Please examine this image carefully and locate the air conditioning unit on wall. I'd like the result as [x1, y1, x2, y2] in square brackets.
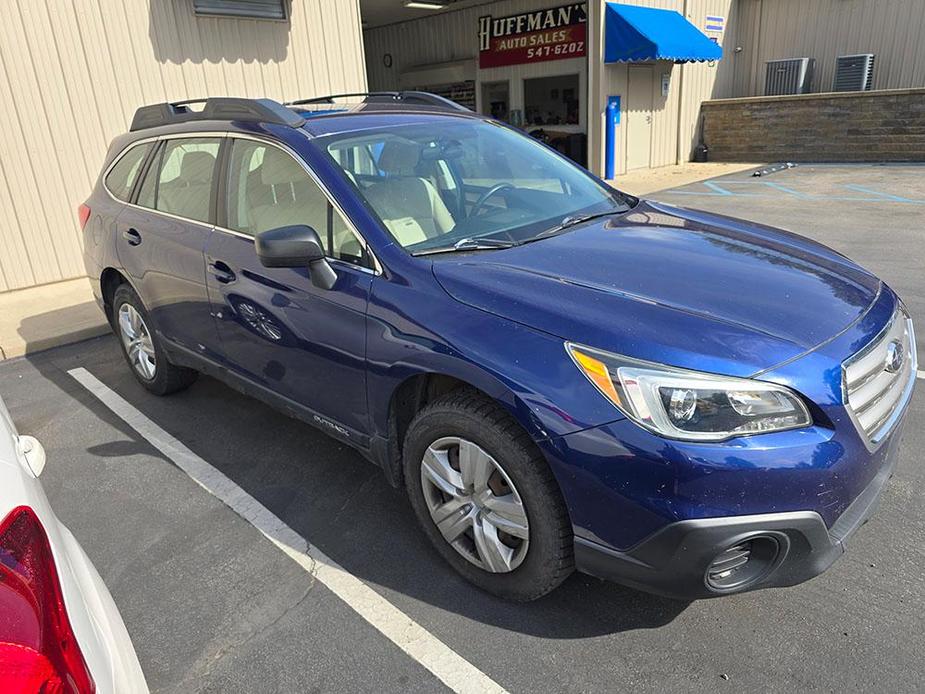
[834, 54, 875, 91]
[764, 58, 815, 96]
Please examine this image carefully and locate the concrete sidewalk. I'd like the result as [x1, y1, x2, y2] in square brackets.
[0, 278, 109, 360]
[607, 161, 760, 196]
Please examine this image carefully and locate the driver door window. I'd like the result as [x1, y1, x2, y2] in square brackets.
[225, 139, 368, 267]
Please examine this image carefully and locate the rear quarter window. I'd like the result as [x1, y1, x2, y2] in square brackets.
[105, 143, 153, 202]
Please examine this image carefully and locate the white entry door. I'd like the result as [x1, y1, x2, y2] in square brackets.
[626, 66, 654, 170]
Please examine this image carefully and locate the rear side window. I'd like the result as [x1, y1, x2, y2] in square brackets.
[105, 143, 152, 202]
[135, 137, 221, 223]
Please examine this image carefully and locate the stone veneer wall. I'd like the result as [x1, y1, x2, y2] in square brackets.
[701, 89, 925, 162]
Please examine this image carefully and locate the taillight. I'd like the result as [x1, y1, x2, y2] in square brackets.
[77, 204, 91, 231]
[0, 507, 95, 694]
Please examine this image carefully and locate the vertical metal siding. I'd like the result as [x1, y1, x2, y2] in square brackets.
[364, 0, 576, 92]
[0, 0, 366, 293]
[364, 0, 590, 162]
[735, 0, 925, 97]
[594, 0, 736, 175]
[365, 1, 738, 177]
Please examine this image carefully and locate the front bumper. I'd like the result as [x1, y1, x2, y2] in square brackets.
[541, 286, 911, 598]
[574, 439, 900, 599]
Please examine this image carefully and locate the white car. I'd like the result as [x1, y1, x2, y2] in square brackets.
[0, 395, 147, 693]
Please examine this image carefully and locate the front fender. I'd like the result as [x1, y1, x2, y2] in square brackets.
[366, 275, 624, 445]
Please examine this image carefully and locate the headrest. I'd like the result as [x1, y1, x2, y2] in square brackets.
[180, 151, 215, 184]
[261, 151, 305, 186]
[378, 140, 421, 176]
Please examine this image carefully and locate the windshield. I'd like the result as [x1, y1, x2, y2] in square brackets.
[316, 119, 633, 254]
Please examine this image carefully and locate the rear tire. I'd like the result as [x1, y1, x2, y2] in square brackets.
[112, 284, 197, 396]
[403, 389, 574, 601]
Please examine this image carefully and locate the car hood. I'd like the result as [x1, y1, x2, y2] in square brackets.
[432, 201, 881, 377]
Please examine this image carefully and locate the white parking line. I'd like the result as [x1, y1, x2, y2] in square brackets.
[68, 367, 507, 694]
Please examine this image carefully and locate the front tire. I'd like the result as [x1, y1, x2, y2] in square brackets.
[403, 389, 574, 601]
[112, 284, 197, 396]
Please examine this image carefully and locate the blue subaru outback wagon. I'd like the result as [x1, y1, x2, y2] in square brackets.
[81, 93, 916, 600]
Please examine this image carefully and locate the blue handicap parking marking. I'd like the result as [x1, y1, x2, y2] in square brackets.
[703, 181, 733, 195]
[661, 178, 925, 205]
[839, 183, 919, 203]
[756, 181, 812, 198]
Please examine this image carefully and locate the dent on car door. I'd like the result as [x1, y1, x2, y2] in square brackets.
[204, 137, 373, 441]
[116, 136, 223, 359]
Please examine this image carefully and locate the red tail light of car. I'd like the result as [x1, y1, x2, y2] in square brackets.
[77, 204, 91, 231]
[0, 506, 95, 694]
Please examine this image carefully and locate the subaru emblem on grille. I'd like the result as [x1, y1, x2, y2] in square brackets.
[884, 340, 904, 373]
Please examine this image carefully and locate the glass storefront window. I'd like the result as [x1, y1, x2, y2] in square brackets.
[523, 74, 580, 127]
[480, 80, 510, 123]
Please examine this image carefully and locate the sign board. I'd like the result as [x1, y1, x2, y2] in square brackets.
[705, 15, 725, 33]
[478, 3, 587, 69]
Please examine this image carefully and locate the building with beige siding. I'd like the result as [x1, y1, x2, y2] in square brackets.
[0, 0, 366, 295]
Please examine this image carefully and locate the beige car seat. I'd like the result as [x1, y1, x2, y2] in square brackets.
[250, 150, 362, 258]
[363, 140, 455, 246]
[159, 150, 215, 222]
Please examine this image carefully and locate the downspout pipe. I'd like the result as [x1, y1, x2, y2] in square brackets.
[675, 0, 689, 165]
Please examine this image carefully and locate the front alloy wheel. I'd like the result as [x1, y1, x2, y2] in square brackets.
[118, 303, 156, 380]
[403, 389, 574, 601]
[420, 436, 530, 573]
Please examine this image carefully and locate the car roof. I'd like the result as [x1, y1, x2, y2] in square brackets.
[295, 107, 488, 138]
[119, 95, 488, 141]
[105, 96, 491, 168]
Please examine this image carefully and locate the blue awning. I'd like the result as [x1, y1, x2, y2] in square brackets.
[604, 3, 723, 63]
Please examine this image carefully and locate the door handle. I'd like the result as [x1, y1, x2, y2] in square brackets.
[208, 261, 236, 284]
[122, 228, 142, 246]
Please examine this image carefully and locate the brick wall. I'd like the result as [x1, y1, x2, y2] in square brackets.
[701, 89, 925, 162]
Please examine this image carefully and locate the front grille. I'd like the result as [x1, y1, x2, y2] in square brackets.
[844, 310, 917, 444]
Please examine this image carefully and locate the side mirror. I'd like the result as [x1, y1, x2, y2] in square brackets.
[255, 225, 338, 290]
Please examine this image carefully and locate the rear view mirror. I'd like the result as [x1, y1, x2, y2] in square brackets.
[256, 225, 337, 290]
[420, 140, 464, 161]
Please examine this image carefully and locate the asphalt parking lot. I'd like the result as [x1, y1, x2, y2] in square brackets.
[2, 164, 924, 693]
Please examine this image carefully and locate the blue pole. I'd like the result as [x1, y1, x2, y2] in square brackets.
[604, 96, 620, 180]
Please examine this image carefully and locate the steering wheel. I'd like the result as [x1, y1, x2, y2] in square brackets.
[469, 183, 515, 218]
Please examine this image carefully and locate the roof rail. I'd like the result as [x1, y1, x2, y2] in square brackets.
[285, 91, 471, 113]
[129, 97, 305, 132]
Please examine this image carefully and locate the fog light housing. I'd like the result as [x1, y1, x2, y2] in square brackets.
[706, 536, 780, 591]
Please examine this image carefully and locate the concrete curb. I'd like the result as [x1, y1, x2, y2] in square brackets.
[0, 322, 111, 361]
[608, 162, 761, 197]
[0, 277, 110, 361]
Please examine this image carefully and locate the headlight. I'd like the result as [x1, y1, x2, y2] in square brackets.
[566, 343, 812, 442]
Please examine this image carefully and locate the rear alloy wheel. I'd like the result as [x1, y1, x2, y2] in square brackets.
[112, 284, 197, 396]
[403, 389, 574, 601]
[118, 303, 157, 381]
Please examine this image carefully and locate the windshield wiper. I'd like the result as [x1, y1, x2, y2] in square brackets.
[525, 211, 619, 243]
[413, 237, 518, 256]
